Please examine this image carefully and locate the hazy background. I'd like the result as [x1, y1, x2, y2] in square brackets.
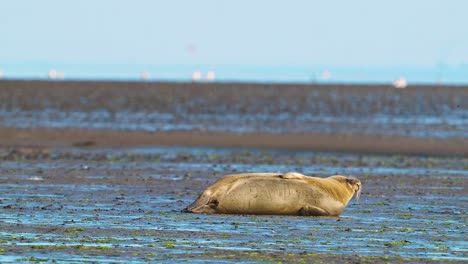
[1, 0, 467, 83]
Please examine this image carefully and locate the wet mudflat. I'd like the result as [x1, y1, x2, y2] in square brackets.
[1, 80, 466, 138]
[0, 147, 466, 263]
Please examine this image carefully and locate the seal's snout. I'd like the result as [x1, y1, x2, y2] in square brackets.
[345, 176, 362, 204]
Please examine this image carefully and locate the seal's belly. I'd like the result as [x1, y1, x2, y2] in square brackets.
[216, 178, 323, 215]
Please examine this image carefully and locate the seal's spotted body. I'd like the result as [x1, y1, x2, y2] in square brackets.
[184, 172, 361, 216]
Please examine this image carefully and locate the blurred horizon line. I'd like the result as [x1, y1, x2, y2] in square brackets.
[1, 61, 467, 85]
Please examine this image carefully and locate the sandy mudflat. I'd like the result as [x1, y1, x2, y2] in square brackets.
[0, 126, 467, 155]
[0, 79, 467, 155]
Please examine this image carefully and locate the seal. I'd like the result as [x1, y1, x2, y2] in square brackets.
[183, 172, 361, 216]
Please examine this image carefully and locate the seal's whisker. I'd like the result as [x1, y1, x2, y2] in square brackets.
[355, 185, 362, 204]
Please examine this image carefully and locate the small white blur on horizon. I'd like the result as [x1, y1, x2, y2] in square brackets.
[48, 69, 57, 79]
[57, 70, 65, 79]
[191, 70, 202, 82]
[320, 70, 332, 80]
[48, 69, 65, 80]
[205, 71, 215, 82]
[140, 70, 151, 81]
[0, 69, 3, 79]
[392, 77, 408, 89]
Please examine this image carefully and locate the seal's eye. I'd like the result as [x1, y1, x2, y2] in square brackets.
[345, 177, 360, 187]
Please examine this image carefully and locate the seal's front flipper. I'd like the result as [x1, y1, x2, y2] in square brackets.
[183, 191, 218, 214]
[298, 206, 329, 216]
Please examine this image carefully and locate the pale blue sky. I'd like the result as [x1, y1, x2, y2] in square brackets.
[1, 0, 467, 67]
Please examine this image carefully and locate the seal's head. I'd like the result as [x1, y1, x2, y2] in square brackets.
[346, 176, 362, 203]
[329, 175, 362, 203]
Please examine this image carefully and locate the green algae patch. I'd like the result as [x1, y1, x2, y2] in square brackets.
[385, 240, 411, 247]
[374, 202, 388, 206]
[64, 227, 85, 233]
[162, 242, 176, 248]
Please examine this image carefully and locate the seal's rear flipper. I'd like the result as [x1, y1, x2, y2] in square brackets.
[183, 191, 218, 213]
